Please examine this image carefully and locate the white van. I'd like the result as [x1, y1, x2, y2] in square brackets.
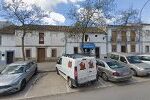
[56, 54, 98, 88]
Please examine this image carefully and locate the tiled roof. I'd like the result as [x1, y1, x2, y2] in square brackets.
[0, 25, 105, 34]
[0, 25, 16, 34]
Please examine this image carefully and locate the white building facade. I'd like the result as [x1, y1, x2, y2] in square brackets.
[0, 24, 150, 64]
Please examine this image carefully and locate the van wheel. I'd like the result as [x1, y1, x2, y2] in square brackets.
[131, 69, 137, 76]
[20, 80, 26, 91]
[102, 73, 108, 81]
[68, 78, 74, 88]
[56, 67, 60, 75]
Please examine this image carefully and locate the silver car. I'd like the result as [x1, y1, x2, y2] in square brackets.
[0, 60, 37, 94]
[97, 59, 132, 82]
[109, 53, 150, 76]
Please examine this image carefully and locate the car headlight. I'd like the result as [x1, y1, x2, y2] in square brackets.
[137, 67, 144, 71]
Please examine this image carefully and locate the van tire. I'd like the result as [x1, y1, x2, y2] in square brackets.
[102, 73, 108, 81]
[68, 78, 74, 88]
[56, 67, 60, 75]
[131, 69, 137, 76]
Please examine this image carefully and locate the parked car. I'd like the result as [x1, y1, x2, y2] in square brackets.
[109, 53, 150, 76]
[56, 54, 98, 88]
[0, 60, 37, 94]
[138, 54, 150, 64]
[96, 59, 132, 82]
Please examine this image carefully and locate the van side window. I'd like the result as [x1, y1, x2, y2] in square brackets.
[120, 56, 127, 63]
[57, 58, 62, 64]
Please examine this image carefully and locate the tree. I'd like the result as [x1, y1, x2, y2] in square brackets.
[116, 7, 139, 25]
[68, 0, 115, 53]
[1, 0, 46, 61]
[115, 7, 141, 53]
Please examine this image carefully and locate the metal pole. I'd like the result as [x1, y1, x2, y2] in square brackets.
[64, 33, 67, 55]
[139, 0, 150, 53]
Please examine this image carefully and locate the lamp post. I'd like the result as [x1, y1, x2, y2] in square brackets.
[139, 0, 150, 53]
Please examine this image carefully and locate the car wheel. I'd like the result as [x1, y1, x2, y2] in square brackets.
[102, 73, 108, 81]
[131, 69, 137, 76]
[68, 78, 74, 88]
[20, 80, 26, 91]
[56, 67, 60, 75]
[34, 67, 38, 75]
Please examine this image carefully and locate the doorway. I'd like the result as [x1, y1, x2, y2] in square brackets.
[95, 47, 100, 58]
[6, 51, 14, 64]
[121, 45, 126, 53]
[37, 48, 46, 62]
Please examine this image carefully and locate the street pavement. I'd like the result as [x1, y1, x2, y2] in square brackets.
[1, 62, 150, 100]
[24, 80, 150, 100]
[1, 71, 150, 100]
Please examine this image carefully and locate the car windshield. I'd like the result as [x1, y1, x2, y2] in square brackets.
[106, 61, 124, 69]
[127, 56, 142, 64]
[1, 65, 24, 74]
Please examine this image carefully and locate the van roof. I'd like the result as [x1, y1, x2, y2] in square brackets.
[109, 52, 140, 57]
[62, 54, 95, 59]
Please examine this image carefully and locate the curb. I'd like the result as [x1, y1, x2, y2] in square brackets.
[37, 70, 56, 73]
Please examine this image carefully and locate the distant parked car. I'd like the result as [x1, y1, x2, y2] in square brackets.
[96, 59, 132, 82]
[0, 60, 37, 94]
[138, 54, 150, 64]
[109, 53, 150, 76]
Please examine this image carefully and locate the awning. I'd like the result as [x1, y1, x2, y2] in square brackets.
[81, 43, 96, 49]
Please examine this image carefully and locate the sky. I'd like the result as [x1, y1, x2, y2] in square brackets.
[0, 0, 150, 25]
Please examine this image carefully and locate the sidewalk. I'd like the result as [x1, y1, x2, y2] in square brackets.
[37, 62, 57, 73]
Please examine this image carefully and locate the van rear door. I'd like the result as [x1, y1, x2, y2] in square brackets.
[76, 57, 97, 84]
[76, 58, 89, 84]
[86, 57, 97, 81]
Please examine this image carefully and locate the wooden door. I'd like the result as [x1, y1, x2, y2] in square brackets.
[37, 48, 45, 62]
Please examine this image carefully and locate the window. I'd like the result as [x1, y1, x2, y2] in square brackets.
[0, 35, 1, 45]
[74, 47, 78, 54]
[130, 31, 136, 42]
[85, 35, 89, 42]
[51, 49, 57, 57]
[112, 45, 117, 52]
[140, 56, 150, 61]
[120, 56, 127, 63]
[112, 31, 117, 42]
[131, 45, 136, 52]
[39, 33, 44, 44]
[25, 49, 31, 58]
[57, 58, 62, 64]
[145, 46, 149, 53]
[97, 61, 105, 67]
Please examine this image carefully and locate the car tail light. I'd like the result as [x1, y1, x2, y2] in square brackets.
[113, 72, 120, 76]
[74, 66, 78, 80]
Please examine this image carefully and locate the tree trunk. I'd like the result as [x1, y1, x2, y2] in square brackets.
[81, 33, 85, 53]
[22, 29, 26, 61]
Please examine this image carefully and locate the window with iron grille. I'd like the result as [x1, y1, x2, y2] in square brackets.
[51, 49, 57, 57]
[39, 33, 44, 44]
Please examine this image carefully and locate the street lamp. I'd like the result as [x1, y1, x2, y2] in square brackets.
[139, 0, 150, 53]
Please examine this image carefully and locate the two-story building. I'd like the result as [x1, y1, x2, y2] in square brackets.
[0, 24, 150, 64]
